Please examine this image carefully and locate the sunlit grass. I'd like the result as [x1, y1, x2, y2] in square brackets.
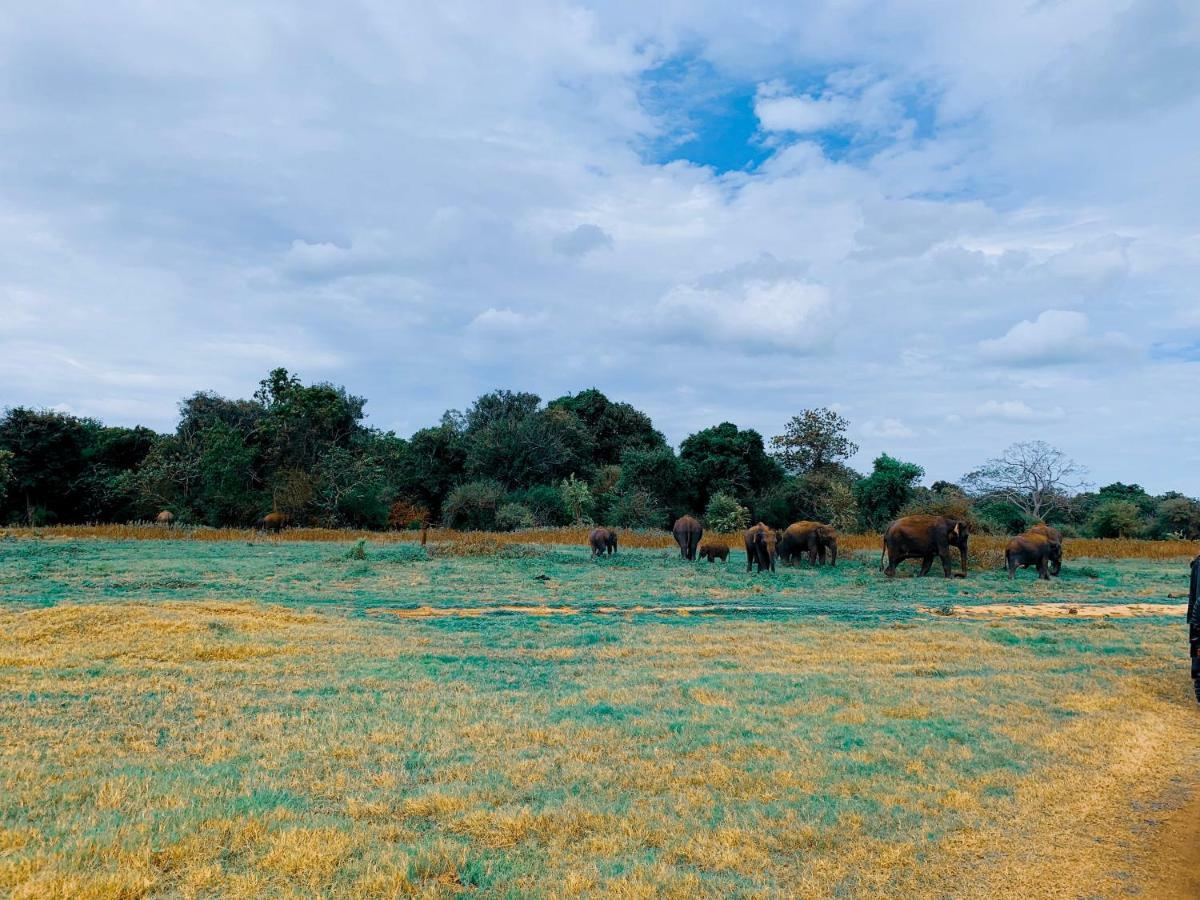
[1, 538, 1197, 896]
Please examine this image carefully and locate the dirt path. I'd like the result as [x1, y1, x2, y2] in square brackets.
[920, 602, 1187, 618]
[1142, 783, 1200, 898]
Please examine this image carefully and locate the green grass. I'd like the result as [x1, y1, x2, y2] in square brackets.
[0, 537, 1197, 897]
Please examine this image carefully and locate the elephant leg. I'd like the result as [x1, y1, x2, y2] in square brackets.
[918, 554, 935, 576]
[884, 548, 900, 577]
[938, 550, 954, 577]
[1038, 558, 1049, 580]
[1007, 553, 1016, 579]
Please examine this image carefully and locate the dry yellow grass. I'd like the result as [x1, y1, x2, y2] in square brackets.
[5, 523, 1198, 560]
[1, 593, 1197, 896]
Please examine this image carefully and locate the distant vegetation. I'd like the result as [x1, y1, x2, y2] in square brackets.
[2, 367, 1198, 538]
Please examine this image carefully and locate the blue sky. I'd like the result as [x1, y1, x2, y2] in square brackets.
[1, 0, 1199, 492]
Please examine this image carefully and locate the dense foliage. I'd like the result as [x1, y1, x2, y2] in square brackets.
[2, 372, 1196, 536]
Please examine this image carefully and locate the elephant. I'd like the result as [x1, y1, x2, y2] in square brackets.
[589, 527, 618, 557]
[1190, 555, 1199, 702]
[743, 523, 779, 573]
[1005, 532, 1061, 580]
[881, 515, 969, 578]
[154, 510, 175, 528]
[777, 521, 838, 567]
[672, 515, 703, 561]
[1028, 523, 1063, 575]
[255, 512, 290, 533]
[698, 542, 729, 563]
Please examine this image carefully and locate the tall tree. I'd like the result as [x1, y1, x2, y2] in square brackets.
[680, 422, 782, 510]
[548, 388, 666, 466]
[962, 441, 1087, 520]
[854, 454, 924, 530]
[770, 408, 859, 474]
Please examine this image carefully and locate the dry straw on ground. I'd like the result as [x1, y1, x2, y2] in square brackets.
[5, 523, 1198, 560]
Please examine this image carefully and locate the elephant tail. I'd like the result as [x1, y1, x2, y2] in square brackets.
[879, 541, 887, 571]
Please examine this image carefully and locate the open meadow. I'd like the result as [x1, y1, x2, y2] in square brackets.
[2, 532, 1199, 897]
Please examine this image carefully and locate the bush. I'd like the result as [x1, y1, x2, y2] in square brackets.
[1088, 500, 1143, 538]
[609, 488, 665, 529]
[387, 499, 429, 531]
[442, 480, 504, 530]
[559, 473, 593, 525]
[705, 492, 750, 533]
[495, 502, 535, 531]
[504, 484, 570, 526]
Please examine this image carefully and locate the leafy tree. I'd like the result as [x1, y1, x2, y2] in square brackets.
[680, 423, 782, 511]
[196, 421, 263, 526]
[705, 492, 750, 533]
[460, 392, 593, 488]
[770, 408, 858, 474]
[607, 488, 665, 529]
[616, 447, 691, 521]
[1088, 500, 1143, 538]
[0, 408, 94, 524]
[854, 454, 924, 531]
[255, 368, 367, 472]
[400, 423, 466, 518]
[504, 484, 570, 526]
[962, 441, 1087, 520]
[548, 388, 666, 466]
[443, 480, 504, 530]
[1155, 495, 1200, 539]
[0, 449, 12, 507]
[495, 502, 535, 531]
[559, 473, 593, 525]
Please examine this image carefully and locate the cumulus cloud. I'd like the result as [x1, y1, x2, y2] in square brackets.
[861, 418, 915, 438]
[0, 1, 1198, 488]
[553, 223, 613, 257]
[977, 310, 1136, 366]
[654, 276, 834, 351]
[972, 400, 1065, 423]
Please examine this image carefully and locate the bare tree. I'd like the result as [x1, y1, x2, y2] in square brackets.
[962, 441, 1088, 520]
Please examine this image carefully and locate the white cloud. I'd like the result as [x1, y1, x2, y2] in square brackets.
[973, 400, 1065, 423]
[553, 223, 613, 257]
[977, 310, 1136, 366]
[861, 418, 914, 438]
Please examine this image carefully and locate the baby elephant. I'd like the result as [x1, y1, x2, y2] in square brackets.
[1005, 532, 1062, 580]
[589, 527, 618, 557]
[698, 542, 729, 563]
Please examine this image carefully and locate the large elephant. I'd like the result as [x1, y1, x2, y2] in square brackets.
[255, 512, 290, 533]
[1005, 532, 1061, 580]
[672, 516, 703, 561]
[881, 515, 969, 578]
[589, 527, 617, 557]
[1189, 555, 1199, 702]
[743, 523, 779, 573]
[1028, 523, 1063, 575]
[777, 521, 838, 567]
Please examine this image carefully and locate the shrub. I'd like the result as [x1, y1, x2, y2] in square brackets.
[705, 492, 750, 533]
[495, 502, 535, 531]
[1087, 500, 1143, 538]
[387, 499, 429, 531]
[559, 473, 593, 525]
[442, 480, 504, 530]
[609, 488, 665, 529]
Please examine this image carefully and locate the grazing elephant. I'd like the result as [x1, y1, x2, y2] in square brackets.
[698, 542, 729, 563]
[589, 527, 617, 557]
[154, 510, 175, 528]
[1005, 532, 1061, 580]
[1189, 555, 1200, 703]
[881, 515, 969, 578]
[1028, 523, 1063, 575]
[255, 512, 290, 533]
[672, 515, 703, 561]
[777, 521, 838, 567]
[743, 523, 779, 573]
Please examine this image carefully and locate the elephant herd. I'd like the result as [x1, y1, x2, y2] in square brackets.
[578, 513, 1069, 581]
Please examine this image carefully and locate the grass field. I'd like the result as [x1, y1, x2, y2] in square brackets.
[1, 535, 1198, 897]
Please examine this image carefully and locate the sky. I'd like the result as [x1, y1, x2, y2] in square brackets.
[1, 0, 1199, 492]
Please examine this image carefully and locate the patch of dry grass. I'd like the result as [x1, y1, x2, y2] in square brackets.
[6, 523, 1198, 560]
[1, 584, 1198, 896]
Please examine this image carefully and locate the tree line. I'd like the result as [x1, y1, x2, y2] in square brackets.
[1, 368, 1197, 539]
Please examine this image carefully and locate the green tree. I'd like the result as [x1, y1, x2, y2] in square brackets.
[495, 502, 535, 531]
[705, 492, 750, 533]
[607, 488, 665, 529]
[854, 454, 925, 531]
[1155, 495, 1200, 539]
[1088, 500, 1143, 538]
[0, 449, 13, 508]
[559, 473, 593, 525]
[548, 388, 666, 466]
[196, 421, 263, 526]
[442, 480, 505, 530]
[0, 408, 94, 524]
[770, 408, 858, 474]
[679, 423, 782, 511]
[616, 446, 690, 521]
[400, 423, 466, 519]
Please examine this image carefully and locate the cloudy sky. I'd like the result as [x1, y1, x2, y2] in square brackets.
[2, 1, 1198, 491]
